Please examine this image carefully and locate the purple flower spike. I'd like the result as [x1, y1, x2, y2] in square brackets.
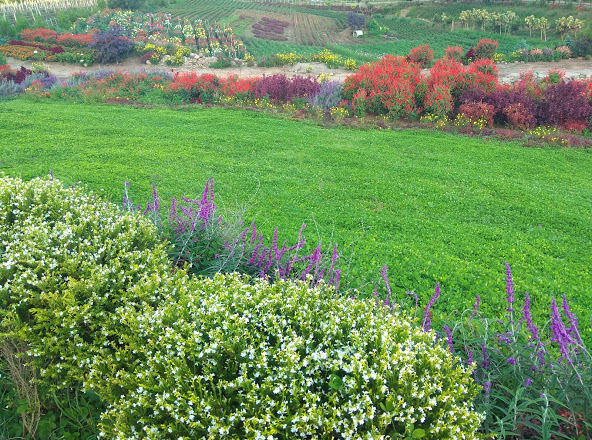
[522, 292, 540, 343]
[550, 297, 574, 364]
[562, 294, 583, 345]
[443, 324, 454, 353]
[469, 294, 481, 321]
[422, 282, 440, 332]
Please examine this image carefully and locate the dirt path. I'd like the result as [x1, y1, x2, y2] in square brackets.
[6, 56, 592, 83]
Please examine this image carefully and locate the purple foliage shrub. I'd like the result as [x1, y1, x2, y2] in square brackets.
[90, 25, 135, 64]
[486, 88, 538, 126]
[1, 66, 33, 84]
[539, 80, 592, 128]
[254, 74, 320, 102]
[307, 80, 344, 111]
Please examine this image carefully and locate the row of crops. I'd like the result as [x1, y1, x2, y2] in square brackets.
[293, 12, 341, 46]
[165, 0, 348, 28]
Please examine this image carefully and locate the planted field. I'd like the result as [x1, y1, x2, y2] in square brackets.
[1, 100, 591, 344]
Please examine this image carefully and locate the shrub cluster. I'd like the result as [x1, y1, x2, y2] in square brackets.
[0, 175, 485, 439]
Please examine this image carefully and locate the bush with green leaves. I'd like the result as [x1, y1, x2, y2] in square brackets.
[0, 175, 170, 438]
[89, 273, 484, 439]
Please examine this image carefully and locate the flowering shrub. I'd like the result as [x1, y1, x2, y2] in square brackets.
[0, 175, 169, 437]
[444, 46, 464, 61]
[473, 39, 498, 61]
[307, 80, 343, 111]
[90, 273, 484, 439]
[408, 44, 434, 68]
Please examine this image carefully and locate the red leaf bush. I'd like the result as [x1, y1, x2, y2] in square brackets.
[408, 44, 434, 68]
[503, 103, 536, 131]
[444, 46, 464, 61]
[474, 39, 498, 61]
[458, 102, 495, 127]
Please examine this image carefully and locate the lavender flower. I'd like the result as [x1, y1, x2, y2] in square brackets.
[443, 324, 454, 353]
[506, 357, 516, 365]
[521, 291, 540, 343]
[422, 282, 440, 332]
[562, 294, 583, 345]
[550, 297, 575, 364]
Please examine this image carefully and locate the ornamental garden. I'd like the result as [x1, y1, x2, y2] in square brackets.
[1, 0, 591, 438]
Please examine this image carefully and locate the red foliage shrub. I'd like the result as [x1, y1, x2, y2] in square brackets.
[514, 70, 542, 100]
[21, 28, 58, 43]
[408, 44, 434, 68]
[166, 72, 219, 103]
[219, 75, 259, 99]
[343, 56, 421, 118]
[474, 39, 498, 60]
[466, 59, 498, 93]
[503, 103, 536, 131]
[458, 102, 495, 127]
[561, 119, 588, 133]
[444, 46, 464, 61]
[57, 33, 94, 48]
[424, 83, 453, 116]
[541, 68, 566, 86]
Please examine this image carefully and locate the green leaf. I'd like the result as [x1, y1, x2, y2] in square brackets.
[328, 373, 344, 391]
[412, 428, 426, 438]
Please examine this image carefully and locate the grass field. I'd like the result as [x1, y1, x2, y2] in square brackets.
[1, 100, 591, 340]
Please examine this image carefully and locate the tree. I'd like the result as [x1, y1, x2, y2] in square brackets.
[108, 0, 146, 11]
[525, 15, 537, 38]
[536, 17, 549, 41]
[347, 12, 365, 30]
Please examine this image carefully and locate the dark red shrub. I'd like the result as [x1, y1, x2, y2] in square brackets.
[458, 102, 495, 127]
[486, 88, 537, 126]
[503, 103, 536, 131]
[254, 74, 319, 102]
[539, 80, 592, 128]
[459, 86, 487, 105]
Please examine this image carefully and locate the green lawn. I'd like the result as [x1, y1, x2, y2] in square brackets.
[1, 100, 591, 339]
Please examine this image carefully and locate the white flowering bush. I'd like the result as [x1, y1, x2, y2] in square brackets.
[92, 273, 484, 440]
[0, 175, 171, 393]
